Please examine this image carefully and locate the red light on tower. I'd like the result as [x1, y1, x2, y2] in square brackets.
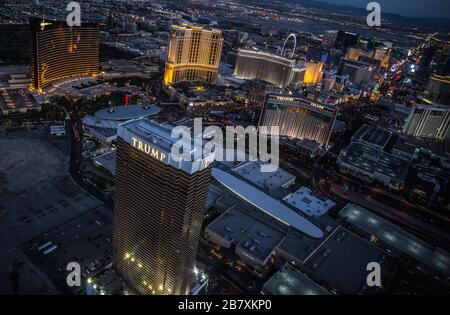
[125, 94, 129, 106]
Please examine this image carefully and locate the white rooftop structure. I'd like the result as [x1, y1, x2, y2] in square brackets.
[83, 105, 161, 144]
[50, 125, 66, 137]
[232, 160, 296, 192]
[95, 104, 160, 121]
[212, 168, 323, 238]
[283, 187, 336, 218]
[118, 119, 215, 174]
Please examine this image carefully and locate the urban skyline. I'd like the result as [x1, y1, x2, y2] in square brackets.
[0, 0, 449, 305]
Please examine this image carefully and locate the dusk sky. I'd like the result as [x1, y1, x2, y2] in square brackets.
[316, 0, 450, 19]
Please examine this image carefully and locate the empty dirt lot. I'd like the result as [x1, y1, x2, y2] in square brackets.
[0, 126, 102, 294]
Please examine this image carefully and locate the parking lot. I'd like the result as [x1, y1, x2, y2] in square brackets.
[19, 205, 112, 294]
[0, 126, 104, 294]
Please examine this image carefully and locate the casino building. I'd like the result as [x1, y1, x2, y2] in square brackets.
[259, 95, 338, 148]
[402, 104, 450, 140]
[163, 24, 223, 85]
[298, 60, 324, 85]
[30, 17, 99, 92]
[234, 48, 306, 88]
[113, 119, 214, 295]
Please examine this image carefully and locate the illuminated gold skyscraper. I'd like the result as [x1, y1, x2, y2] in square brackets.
[299, 60, 324, 85]
[164, 24, 223, 85]
[113, 119, 214, 295]
[30, 17, 99, 92]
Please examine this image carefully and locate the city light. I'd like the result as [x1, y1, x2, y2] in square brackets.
[0, 0, 448, 302]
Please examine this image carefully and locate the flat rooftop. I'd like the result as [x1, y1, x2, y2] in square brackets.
[19, 206, 112, 294]
[83, 115, 119, 130]
[339, 203, 450, 277]
[216, 148, 249, 169]
[212, 168, 323, 238]
[394, 135, 447, 156]
[93, 150, 117, 175]
[108, 59, 144, 74]
[118, 119, 188, 153]
[276, 221, 338, 264]
[109, 59, 137, 67]
[94, 104, 160, 121]
[304, 226, 395, 295]
[90, 126, 117, 138]
[232, 161, 296, 192]
[237, 48, 296, 66]
[283, 187, 336, 218]
[212, 183, 339, 261]
[118, 119, 214, 174]
[296, 139, 321, 151]
[87, 264, 133, 295]
[206, 206, 285, 262]
[0, 65, 29, 74]
[352, 125, 392, 149]
[0, 89, 40, 113]
[206, 185, 223, 209]
[262, 264, 330, 295]
[339, 142, 410, 182]
[50, 125, 66, 134]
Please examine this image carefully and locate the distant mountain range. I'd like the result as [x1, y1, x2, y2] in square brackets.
[277, 0, 450, 30]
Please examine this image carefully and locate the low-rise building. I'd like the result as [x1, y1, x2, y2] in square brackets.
[232, 160, 296, 192]
[0, 88, 40, 115]
[339, 203, 450, 278]
[83, 104, 160, 143]
[301, 226, 395, 295]
[352, 124, 392, 149]
[402, 104, 450, 141]
[262, 263, 330, 295]
[93, 151, 117, 176]
[0, 66, 31, 89]
[283, 187, 336, 218]
[337, 142, 410, 191]
[205, 206, 285, 268]
[50, 125, 66, 137]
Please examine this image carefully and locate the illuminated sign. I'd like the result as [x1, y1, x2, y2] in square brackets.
[131, 137, 166, 162]
[276, 96, 294, 102]
[40, 20, 52, 31]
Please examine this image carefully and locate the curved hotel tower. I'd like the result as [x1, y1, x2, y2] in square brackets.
[234, 48, 305, 88]
[164, 24, 223, 85]
[30, 17, 99, 92]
